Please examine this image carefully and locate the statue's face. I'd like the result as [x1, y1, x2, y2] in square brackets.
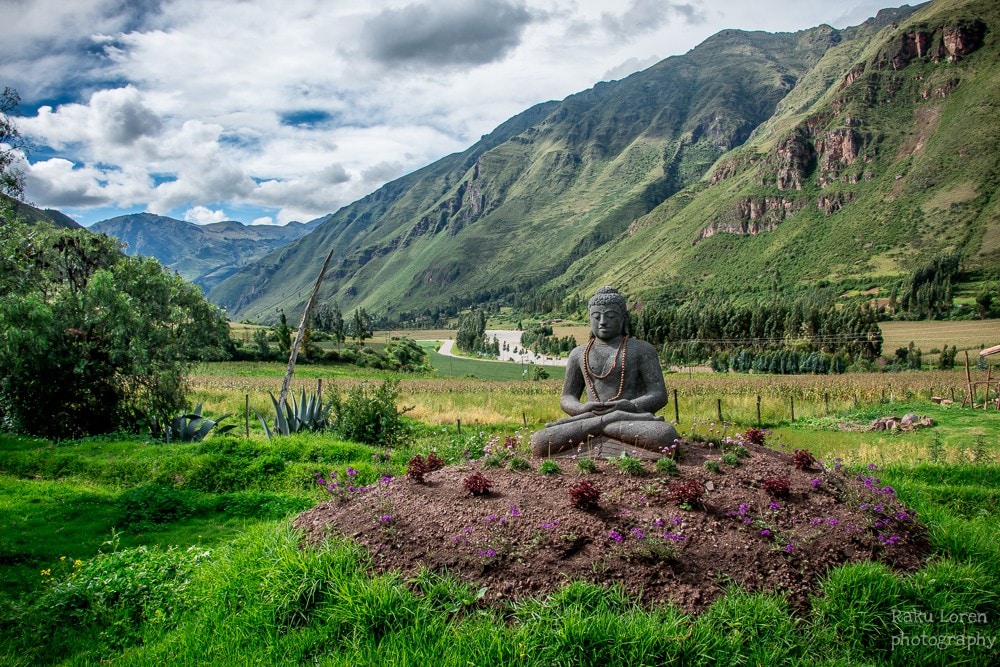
[589, 304, 624, 341]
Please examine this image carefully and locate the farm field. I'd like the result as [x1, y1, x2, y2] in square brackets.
[1, 360, 998, 665]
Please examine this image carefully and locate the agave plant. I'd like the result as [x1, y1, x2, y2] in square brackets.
[152, 403, 234, 442]
[254, 388, 332, 439]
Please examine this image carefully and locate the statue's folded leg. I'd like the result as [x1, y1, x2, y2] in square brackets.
[602, 419, 680, 454]
[530, 413, 607, 456]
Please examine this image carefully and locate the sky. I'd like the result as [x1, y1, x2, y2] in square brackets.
[3, 0, 896, 227]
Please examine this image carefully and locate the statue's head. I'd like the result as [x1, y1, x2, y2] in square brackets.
[588, 286, 629, 340]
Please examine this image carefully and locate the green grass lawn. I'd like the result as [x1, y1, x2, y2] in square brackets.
[1, 374, 998, 665]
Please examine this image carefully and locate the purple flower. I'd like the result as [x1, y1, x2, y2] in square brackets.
[316, 477, 327, 486]
[895, 512, 909, 521]
[540, 520, 558, 529]
[378, 515, 393, 524]
[827, 518, 839, 525]
[672, 516, 683, 524]
[631, 528, 646, 540]
[346, 468, 358, 477]
[479, 548, 496, 557]
[811, 519, 823, 525]
[510, 504, 521, 517]
[760, 529, 771, 537]
[769, 501, 780, 511]
[868, 463, 878, 471]
[738, 503, 749, 516]
[608, 530, 624, 542]
[784, 542, 794, 553]
[810, 478, 821, 488]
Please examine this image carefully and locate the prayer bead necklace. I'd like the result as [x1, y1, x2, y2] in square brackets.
[583, 336, 628, 402]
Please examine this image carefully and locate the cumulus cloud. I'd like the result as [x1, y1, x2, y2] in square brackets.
[361, 0, 535, 67]
[183, 205, 228, 224]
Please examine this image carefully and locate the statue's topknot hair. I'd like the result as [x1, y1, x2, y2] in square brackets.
[588, 286, 626, 311]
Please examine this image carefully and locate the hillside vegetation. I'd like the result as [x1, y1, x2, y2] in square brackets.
[208, 0, 998, 325]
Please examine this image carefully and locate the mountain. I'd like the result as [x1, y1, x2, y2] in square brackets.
[3, 196, 82, 229]
[91, 214, 322, 291]
[210, 0, 998, 324]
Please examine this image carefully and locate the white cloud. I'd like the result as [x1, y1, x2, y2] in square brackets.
[183, 205, 228, 224]
[10, 0, 907, 225]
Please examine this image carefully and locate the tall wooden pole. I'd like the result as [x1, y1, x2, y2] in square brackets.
[279, 248, 335, 408]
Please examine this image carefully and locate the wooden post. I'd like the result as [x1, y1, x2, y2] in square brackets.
[716, 398, 723, 423]
[824, 392, 829, 414]
[756, 394, 762, 426]
[522, 411, 527, 427]
[457, 418, 461, 434]
[853, 393, 858, 409]
[279, 248, 335, 408]
[790, 395, 795, 422]
[963, 351, 974, 407]
[950, 387, 955, 402]
[985, 366, 992, 411]
[673, 389, 679, 425]
[245, 394, 250, 439]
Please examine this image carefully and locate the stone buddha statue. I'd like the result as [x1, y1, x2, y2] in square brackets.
[529, 286, 679, 459]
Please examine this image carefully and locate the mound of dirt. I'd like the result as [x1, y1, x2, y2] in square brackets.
[294, 440, 928, 614]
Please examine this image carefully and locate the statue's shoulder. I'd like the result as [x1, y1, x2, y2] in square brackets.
[629, 337, 659, 356]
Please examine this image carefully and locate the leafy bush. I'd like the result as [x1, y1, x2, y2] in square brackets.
[608, 451, 645, 475]
[666, 479, 705, 506]
[329, 379, 413, 447]
[406, 452, 444, 483]
[509, 456, 532, 471]
[793, 448, 817, 470]
[763, 476, 791, 498]
[462, 472, 493, 496]
[576, 457, 599, 474]
[569, 479, 601, 509]
[742, 427, 767, 446]
[0, 222, 231, 438]
[115, 484, 199, 527]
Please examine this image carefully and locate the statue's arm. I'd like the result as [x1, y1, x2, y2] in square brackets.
[559, 348, 591, 416]
[629, 340, 668, 414]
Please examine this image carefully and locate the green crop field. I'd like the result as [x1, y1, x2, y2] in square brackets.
[1, 361, 998, 666]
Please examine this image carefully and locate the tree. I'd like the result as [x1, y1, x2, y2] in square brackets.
[0, 221, 231, 438]
[276, 311, 292, 353]
[351, 307, 372, 344]
[1, 86, 28, 201]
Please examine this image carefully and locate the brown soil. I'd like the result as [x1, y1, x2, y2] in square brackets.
[293, 440, 929, 615]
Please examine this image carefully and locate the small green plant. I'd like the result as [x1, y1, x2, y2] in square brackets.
[328, 379, 413, 446]
[576, 457, 599, 474]
[703, 460, 721, 474]
[254, 388, 332, 439]
[508, 456, 532, 471]
[971, 434, 989, 463]
[539, 460, 561, 475]
[608, 451, 645, 475]
[655, 457, 680, 475]
[721, 451, 740, 466]
[928, 432, 944, 464]
[151, 403, 234, 442]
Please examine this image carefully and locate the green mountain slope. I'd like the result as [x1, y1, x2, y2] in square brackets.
[211, 0, 997, 324]
[92, 214, 321, 291]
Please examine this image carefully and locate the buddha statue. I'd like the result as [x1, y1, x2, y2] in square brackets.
[529, 286, 679, 459]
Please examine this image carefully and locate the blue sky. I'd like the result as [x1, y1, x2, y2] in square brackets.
[3, 0, 891, 227]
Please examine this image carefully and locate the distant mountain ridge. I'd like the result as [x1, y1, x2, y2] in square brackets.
[91, 214, 321, 291]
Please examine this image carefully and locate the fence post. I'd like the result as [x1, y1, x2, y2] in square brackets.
[245, 394, 250, 439]
[457, 418, 461, 434]
[522, 411, 527, 427]
[716, 398, 723, 423]
[756, 394, 762, 426]
[673, 389, 679, 425]
[824, 392, 829, 414]
[790, 395, 795, 422]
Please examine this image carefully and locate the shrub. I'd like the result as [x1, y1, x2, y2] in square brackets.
[406, 453, 444, 483]
[508, 456, 532, 471]
[742, 427, 767, 446]
[463, 472, 493, 496]
[666, 479, 705, 506]
[569, 479, 601, 509]
[655, 457, 680, 475]
[703, 460, 721, 474]
[576, 457, 599, 474]
[608, 451, 645, 475]
[329, 379, 413, 447]
[721, 451, 740, 466]
[763, 476, 791, 498]
[539, 460, 560, 475]
[792, 448, 817, 470]
[115, 484, 199, 527]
